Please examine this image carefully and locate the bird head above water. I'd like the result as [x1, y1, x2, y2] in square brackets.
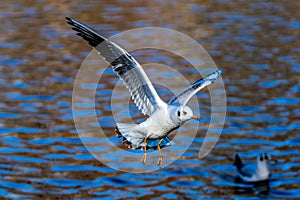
[258, 153, 271, 162]
[257, 153, 276, 166]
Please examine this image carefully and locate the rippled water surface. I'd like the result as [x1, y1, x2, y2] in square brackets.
[0, 0, 299, 199]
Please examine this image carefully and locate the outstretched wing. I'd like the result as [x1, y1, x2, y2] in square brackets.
[66, 17, 166, 116]
[168, 70, 222, 106]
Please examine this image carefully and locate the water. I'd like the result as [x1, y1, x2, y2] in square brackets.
[0, 0, 299, 199]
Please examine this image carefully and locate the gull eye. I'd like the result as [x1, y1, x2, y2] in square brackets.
[177, 111, 180, 117]
[183, 111, 187, 115]
[264, 154, 269, 160]
[260, 155, 263, 161]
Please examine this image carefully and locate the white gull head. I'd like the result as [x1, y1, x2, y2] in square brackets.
[174, 105, 198, 123]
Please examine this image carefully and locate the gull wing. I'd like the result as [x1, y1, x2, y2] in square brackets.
[239, 163, 256, 178]
[234, 154, 253, 178]
[168, 70, 222, 106]
[66, 17, 166, 116]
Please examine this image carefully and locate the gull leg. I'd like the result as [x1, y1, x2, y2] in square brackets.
[157, 138, 163, 167]
[141, 137, 148, 164]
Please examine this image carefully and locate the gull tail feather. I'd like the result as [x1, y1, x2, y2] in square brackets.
[234, 154, 244, 172]
[146, 136, 175, 149]
[116, 123, 175, 150]
[117, 123, 143, 149]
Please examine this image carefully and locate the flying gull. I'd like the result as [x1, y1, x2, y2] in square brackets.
[66, 17, 222, 166]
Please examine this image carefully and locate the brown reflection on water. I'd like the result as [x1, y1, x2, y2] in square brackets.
[0, 0, 299, 198]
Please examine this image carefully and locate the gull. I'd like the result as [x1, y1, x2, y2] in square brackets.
[234, 153, 274, 182]
[66, 17, 222, 166]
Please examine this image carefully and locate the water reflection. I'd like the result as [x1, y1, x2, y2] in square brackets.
[0, 0, 299, 199]
[233, 179, 270, 197]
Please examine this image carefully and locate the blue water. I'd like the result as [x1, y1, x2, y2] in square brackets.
[0, 0, 299, 199]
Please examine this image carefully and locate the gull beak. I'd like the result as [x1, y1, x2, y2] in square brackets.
[191, 116, 200, 121]
[270, 158, 277, 165]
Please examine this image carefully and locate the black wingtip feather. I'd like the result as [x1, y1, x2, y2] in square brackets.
[66, 17, 136, 75]
[65, 17, 107, 48]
